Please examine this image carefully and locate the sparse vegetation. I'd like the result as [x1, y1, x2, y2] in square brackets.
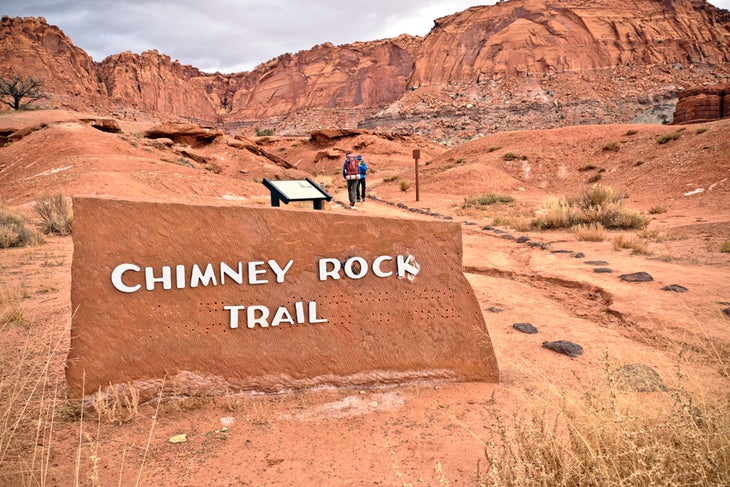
[478, 360, 730, 486]
[503, 152, 519, 161]
[488, 145, 502, 153]
[648, 205, 667, 214]
[383, 175, 398, 183]
[578, 163, 597, 172]
[0, 206, 41, 248]
[721, 241, 730, 253]
[532, 185, 645, 230]
[625, 129, 639, 135]
[696, 127, 708, 135]
[657, 131, 682, 144]
[602, 141, 620, 152]
[586, 173, 602, 183]
[462, 193, 515, 209]
[255, 127, 274, 137]
[634, 160, 644, 166]
[33, 194, 72, 236]
[399, 179, 412, 192]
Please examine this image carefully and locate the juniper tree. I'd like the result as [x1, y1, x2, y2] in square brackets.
[0, 76, 47, 110]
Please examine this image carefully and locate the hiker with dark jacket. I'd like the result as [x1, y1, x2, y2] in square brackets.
[357, 155, 367, 202]
[342, 153, 360, 207]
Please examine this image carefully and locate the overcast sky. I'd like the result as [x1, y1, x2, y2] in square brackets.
[2, 0, 729, 73]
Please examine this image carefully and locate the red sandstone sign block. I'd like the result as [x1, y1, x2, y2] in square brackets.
[68, 197, 499, 397]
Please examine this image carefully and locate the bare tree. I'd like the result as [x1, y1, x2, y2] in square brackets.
[0, 76, 48, 110]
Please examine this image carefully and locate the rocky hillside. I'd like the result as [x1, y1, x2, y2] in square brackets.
[1, 0, 729, 142]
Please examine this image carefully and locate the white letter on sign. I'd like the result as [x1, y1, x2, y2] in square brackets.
[111, 263, 141, 293]
[372, 255, 393, 278]
[224, 305, 246, 329]
[397, 255, 420, 278]
[318, 258, 341, 281]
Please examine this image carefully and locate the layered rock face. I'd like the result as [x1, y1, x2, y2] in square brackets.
[1, 0, 730, 139]
[673, 83, 730, 123]
[410, 0, 730, 83]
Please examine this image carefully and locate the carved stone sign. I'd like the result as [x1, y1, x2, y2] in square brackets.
[68, 197, 499, 397]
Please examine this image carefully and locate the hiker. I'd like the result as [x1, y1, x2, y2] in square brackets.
[342, 152, 360, 207]
[357, 155, 367, 202]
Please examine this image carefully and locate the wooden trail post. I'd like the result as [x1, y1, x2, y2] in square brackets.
[413, 149, 421, 202]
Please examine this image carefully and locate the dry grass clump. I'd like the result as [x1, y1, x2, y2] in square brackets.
[91, 384, 140, 425]
[0, 205, 41, 248]
[532, 185, 645, 231]
[612, 233, 652, 255]
[399, 179, 412, 192]
[479, 362, 730, 486]
[720, 241, 730, 253]
[33, 194, 72, 236]
[462, 193, 515, 210]
[571, 222, 607, 242]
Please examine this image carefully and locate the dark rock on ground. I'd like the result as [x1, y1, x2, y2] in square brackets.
[516, 236, 531, 243]
[609, 363, 667, 392]
[594, 268, 613, 273]
[552, 249, 573, 254]
[619, 271, 654, 282]
[585, 261, 609, 265]
[542, 340, 584, 357]
[486, 307, 503, 313]
[513, 322, 538, 334]
[574, 252, 586, 258]
[661, 284, 688, 293]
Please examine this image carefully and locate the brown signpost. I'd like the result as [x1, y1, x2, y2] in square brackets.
[413, 149, 421, 202]
[68, 197, 499, 398]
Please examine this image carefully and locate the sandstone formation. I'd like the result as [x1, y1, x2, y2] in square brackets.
[1, 0, 730, 141]
[672, 83, 730, 123]
[68, 197, 499, 397]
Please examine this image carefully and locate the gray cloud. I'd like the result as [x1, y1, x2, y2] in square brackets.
[3, 0, 729, 73]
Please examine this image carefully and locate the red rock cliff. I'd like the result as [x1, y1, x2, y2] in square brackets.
[1, 0, 729, 138]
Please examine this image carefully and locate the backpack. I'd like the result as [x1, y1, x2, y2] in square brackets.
[345, 156, 359, 178]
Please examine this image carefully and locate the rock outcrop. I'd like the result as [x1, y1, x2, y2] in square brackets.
[673, 83, 730, 123]
[1, 0, 730, 141]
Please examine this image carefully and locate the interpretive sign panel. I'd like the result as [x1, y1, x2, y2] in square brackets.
[68, 197, 498, 397]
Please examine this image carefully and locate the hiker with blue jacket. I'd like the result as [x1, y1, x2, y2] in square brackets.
[342, 153, 360, 207]
[357, 155, 367, 202]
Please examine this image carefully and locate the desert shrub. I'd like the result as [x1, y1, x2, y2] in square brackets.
[254, 127, 274, 137]
[503, 152, 519, 161]
[625, 129, 639, 135]
[586, 173, 602, 183]
[462, 193, 515, 209]
[721, 241, 730, 253]
[204, 163, 222, 174]
[382, 175, 398, 183]
[532, 196, 579, 230]
[399, 179, 412, 192]
[602, 141, 620, 152]
[657, 131, 681, 144]
[578, 163, 597, 172]
[533, 186, 645, 230]
[488, 145, 502, 153]
[33, 194, 72, 236]
[648, 205, 666, 214]
[0, 206, 41, 248]
[571, 222, 607, 242]
[695, 127, 708, 135]
[634, 160, 644, 166]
